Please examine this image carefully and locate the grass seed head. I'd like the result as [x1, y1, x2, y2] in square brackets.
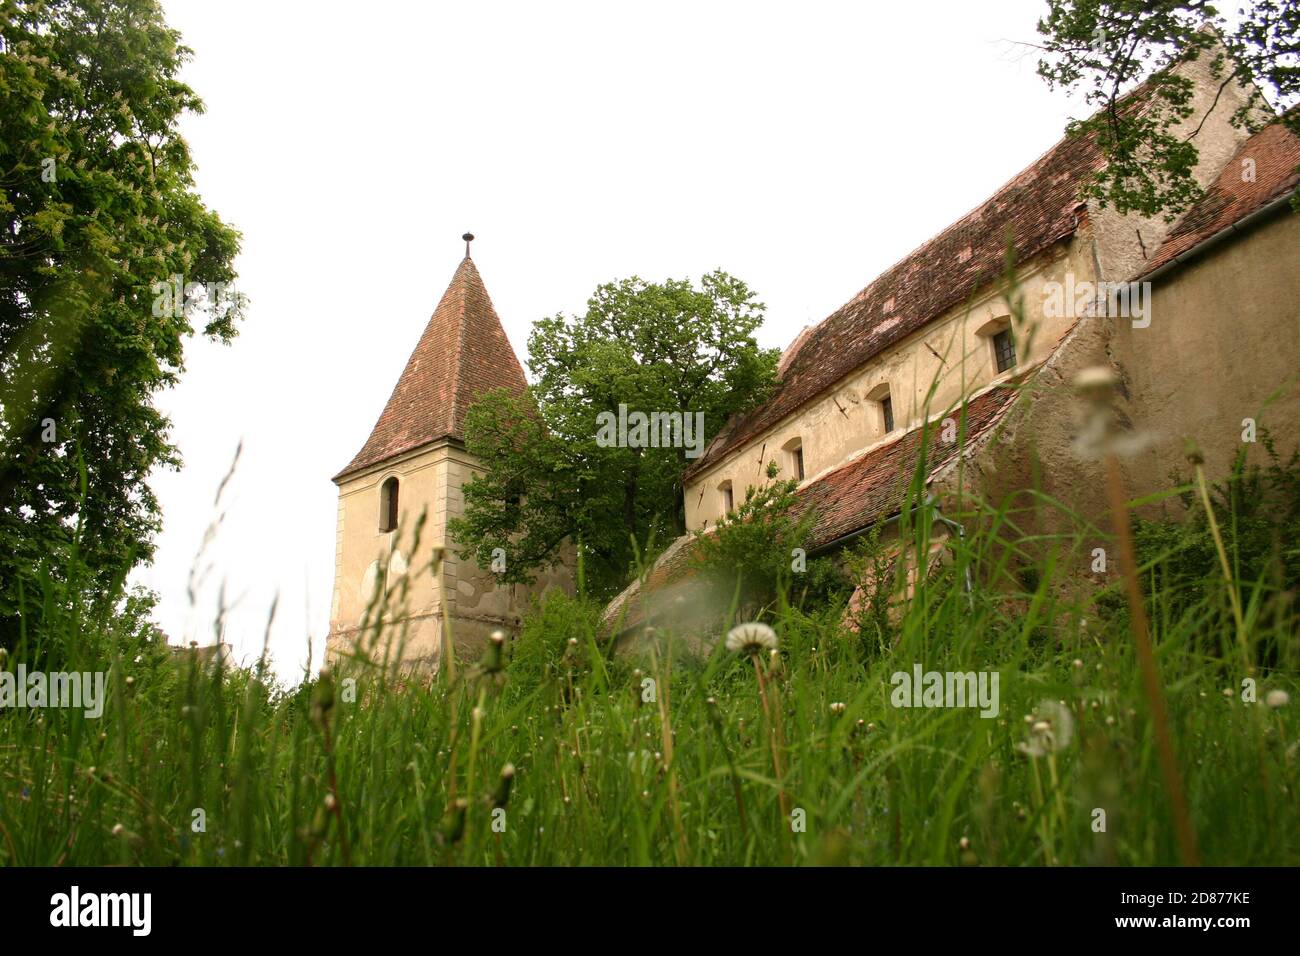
[493, 763, 515, 809]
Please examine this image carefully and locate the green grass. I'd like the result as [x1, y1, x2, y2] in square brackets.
[1, 474, 1297, 867]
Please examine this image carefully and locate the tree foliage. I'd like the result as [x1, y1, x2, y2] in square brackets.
[448, 271, 778, 599]
[1035, 0, 1299, 219]
[0, 0, 244, 644]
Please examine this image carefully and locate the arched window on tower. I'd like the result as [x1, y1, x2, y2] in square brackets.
[379, 477, 399, 533]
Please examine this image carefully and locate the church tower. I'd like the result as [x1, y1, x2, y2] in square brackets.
[327, 237, 569, 670]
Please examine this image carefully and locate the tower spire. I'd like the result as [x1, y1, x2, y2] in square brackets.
[333, 251, 527, 482]
[463, 232, 474, 259]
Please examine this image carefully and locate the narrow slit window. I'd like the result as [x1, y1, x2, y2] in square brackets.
[719, 481, 734, 516]
[993, 327, 1017, 372]
[379, 477, 399, 532]
[782, 437, 805, 481]
[881, 396, 895, 434]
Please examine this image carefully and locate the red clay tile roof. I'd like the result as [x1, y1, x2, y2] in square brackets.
[335, 257, 529, 482]
[797, 381, 1019, 550]
[1141, 121, 1300, 276]
[684, 128, 1105, 482]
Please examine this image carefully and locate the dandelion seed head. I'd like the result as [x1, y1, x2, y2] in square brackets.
[1266, 689, 1290, 709]
[725, 622, 778, 655]
[1017, 700, 1074, 757]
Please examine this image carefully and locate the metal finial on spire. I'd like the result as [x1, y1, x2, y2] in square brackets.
[463, 232, 475, 258]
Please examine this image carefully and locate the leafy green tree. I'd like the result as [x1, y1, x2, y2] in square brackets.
[0, 0, 244, 647]
[449, 271, 778, 599]
[1035, 0, 1299, 219]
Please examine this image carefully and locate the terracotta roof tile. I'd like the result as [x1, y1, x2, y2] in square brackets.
[683, 127, 1104, 482]
[797, 382, 1019, 549]
[1142, 121, 1300, 275]
[334, 257, 528, 481]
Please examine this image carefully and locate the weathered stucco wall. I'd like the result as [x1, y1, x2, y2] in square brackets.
[327, 439, 573, 670]
[327, 442, 450, 668]
[1116, 209, 1300, 505]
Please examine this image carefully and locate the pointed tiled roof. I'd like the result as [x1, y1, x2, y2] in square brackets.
[334, 256, 528, 482]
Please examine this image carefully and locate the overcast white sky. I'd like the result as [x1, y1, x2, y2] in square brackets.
[134, 0, 1093, 682]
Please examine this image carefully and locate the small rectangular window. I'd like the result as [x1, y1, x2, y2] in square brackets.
[881, 396, 894, 434]
[993, 328, 1017, 373]
[792, 447, 804, 481]
[722, 486, 733, 514]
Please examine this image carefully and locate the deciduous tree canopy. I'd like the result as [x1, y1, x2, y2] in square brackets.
[449, 271, 778, 599]
[1035, 0, 1299, 219]
[0, 0, 244, 644]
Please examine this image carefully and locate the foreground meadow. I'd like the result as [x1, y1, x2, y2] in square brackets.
[2, 456, 1298, 867]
